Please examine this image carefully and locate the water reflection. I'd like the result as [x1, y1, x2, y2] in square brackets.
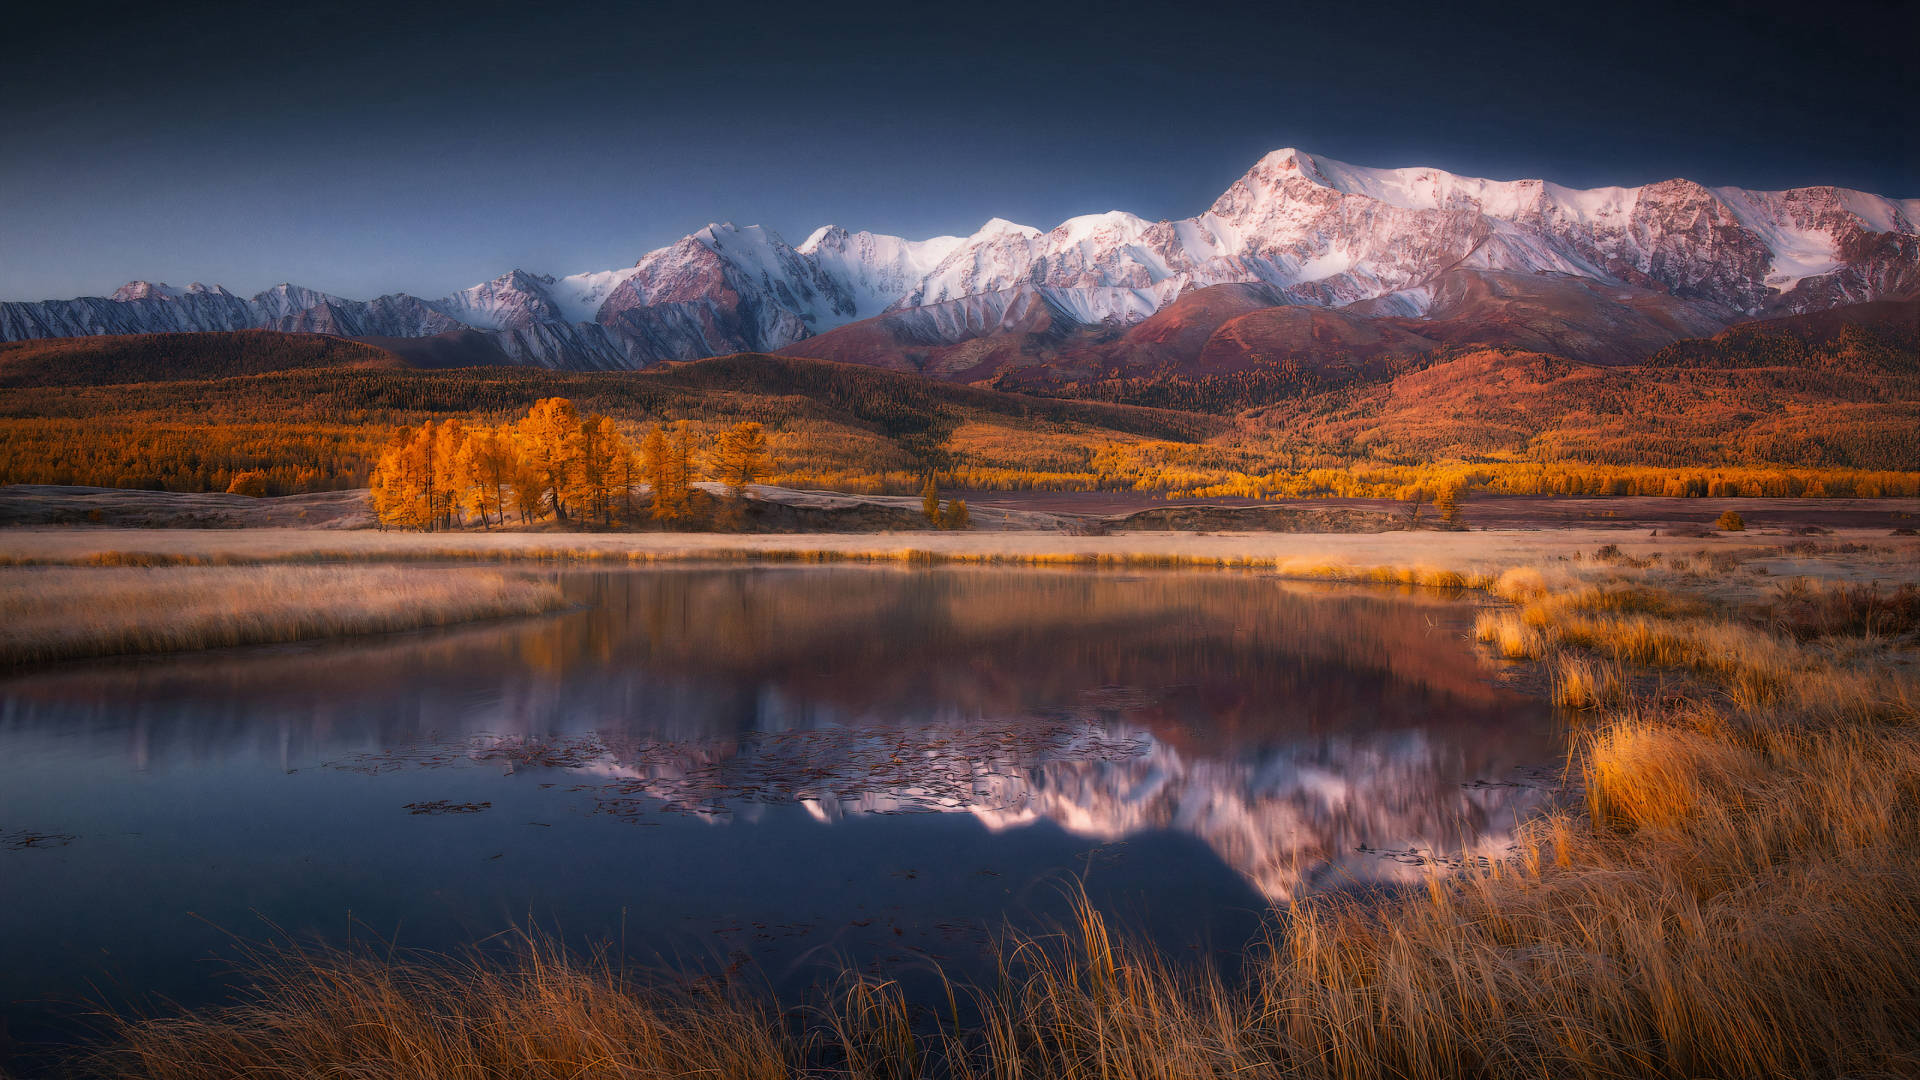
[0, 566, 1560, 1064]
[2, 568, 1557, 905]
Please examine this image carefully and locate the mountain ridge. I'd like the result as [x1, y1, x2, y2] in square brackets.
[3, 148, 1914, 374]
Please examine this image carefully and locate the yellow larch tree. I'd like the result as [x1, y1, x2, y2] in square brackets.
[370, 425, 434, 531]
[515, 397, 581, 522]
[458, 424, 516, 529]
[565, 412, 628, 526]
[640, 425, 679, 522]
[430, 418, 468, 530]
[715, 421, 770, 498]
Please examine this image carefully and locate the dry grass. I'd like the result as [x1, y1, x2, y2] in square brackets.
[1551, 654, 1625, 709]
[14, 522, 1901, 573]
[0, 565, 566, 665]
[1475, 610, 1545, 659]
[64, 539, 1920, 1079]
[1748, 576, 1920, 640]
[88, 936, 796, 1080]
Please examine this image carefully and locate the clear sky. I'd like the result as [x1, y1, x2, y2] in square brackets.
[2, 0, 1913, 302]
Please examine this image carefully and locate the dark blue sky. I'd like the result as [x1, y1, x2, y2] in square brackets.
[3, 0, 1913, 301]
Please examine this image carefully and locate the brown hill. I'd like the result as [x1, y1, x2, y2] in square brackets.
[1644, 300, 1920, 371]
[0, 330, 403, 388]
[1359, 270, 1735, 365]
[1250, 345, 1920, 471]
[351, 329, 514, 369]
[787, 270, 1745, 392]
[777, 287, 1082, 380]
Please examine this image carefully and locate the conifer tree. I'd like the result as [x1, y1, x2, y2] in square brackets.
[566, 413, 627, 525]
[515, 398, 581, 522]
[668, 420, 698, 518]
[712, 421, 769, 530]
[715, 421, 770, 498]
[615, 428, 642, 518]
[643, 424, 689, 522]
[370, 425, 434, 531]
[458, 425, 517, 529]
[431, 418, 468, 530]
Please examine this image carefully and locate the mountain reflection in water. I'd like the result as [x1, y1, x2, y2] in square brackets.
[0, 567, 1558, 1055]
[4, 568, 1558, 900]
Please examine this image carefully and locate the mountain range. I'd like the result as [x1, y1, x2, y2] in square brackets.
[5, 149, 1916, 380]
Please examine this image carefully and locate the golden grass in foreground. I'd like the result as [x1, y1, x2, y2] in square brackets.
[87, 937, 794, 1080]
[72, 546, 1920, 1078]
[0, 566, 566, 665]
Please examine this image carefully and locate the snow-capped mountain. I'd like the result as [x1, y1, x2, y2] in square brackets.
[4, 148, 1914, 370]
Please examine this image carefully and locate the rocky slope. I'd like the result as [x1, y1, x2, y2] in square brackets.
[4, 149, 1913, 373]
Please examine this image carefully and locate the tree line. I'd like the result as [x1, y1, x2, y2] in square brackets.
[369, 398, 770, 531]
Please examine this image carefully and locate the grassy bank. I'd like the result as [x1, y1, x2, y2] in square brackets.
[64, 541, 1920, 1078]
[9, 522, 1914, 578]
[0, 565, 567, 666]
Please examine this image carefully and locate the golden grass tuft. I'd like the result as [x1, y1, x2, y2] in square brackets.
[1583, 716, 1767, 832]
[1490, 564, 1552, 602]
[0, 565, 567, 665]
[1474, 610, 1545, 659]
[1551, 654, 1624, 709]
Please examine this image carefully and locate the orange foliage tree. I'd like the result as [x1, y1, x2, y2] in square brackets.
[370, 399, 645, 531]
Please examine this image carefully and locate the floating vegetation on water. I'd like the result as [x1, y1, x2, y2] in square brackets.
[402, 800, 492, 815]
[2, 826, 76, 851]
[1353, 844, 1504, 870]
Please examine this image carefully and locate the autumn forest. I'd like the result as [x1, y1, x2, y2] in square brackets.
[3, 322, 1920, 531]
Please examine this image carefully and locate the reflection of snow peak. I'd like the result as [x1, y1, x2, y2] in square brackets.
[472, 719, 1548, 903]
[965, 737, 1544, 902]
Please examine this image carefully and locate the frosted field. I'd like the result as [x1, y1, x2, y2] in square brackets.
[3, 524, 1916, 588]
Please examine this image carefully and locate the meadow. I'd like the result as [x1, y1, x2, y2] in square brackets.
[49, 531, 1918, 1079]
[1, 522, 1872, 576]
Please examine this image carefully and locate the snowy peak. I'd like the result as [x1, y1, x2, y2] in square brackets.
[550, 266, 641, 325]
[970, 217, 1043, 240]
[250, 283, 347, 319]
[432, 269, 563, 331]
[798, 225, 965, 322]
[109, 281, 239, 303]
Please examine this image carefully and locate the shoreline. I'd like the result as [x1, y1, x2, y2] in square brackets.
[3, 524, 1915, 580]
[4, 482, 1918, 535]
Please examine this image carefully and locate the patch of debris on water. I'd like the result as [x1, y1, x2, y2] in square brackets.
[403, 800, 493, 815]
[3, 827, 76, 851]
[1354, 844, 1512, 871]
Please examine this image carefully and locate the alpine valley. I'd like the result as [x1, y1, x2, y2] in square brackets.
[6, 148, 1917, 385]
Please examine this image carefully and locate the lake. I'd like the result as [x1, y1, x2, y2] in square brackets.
[0, 566, 1558, 1066]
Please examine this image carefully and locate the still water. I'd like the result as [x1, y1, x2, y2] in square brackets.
[0, 566, 1557, 1059]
